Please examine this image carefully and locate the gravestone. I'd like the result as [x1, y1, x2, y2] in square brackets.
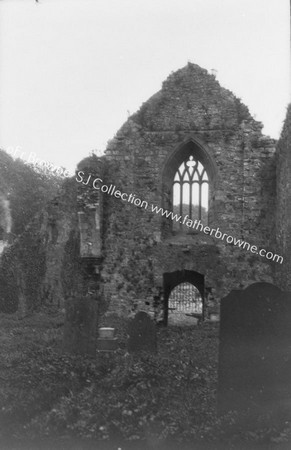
[217, 282, 291, 420]
[127, 311, 157, 353]
[63, 296, 98, 356]
[97, 327, 118, 351]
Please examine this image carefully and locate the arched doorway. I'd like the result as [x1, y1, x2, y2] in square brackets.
[163, 270, 204, 326]
[168, 282, 203, 325]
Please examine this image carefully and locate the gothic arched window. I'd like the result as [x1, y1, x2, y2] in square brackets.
[172, 155, 209, 230]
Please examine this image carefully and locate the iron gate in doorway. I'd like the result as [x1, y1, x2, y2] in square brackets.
[168, 282, 202, 314]
[163, 270, 204, 326]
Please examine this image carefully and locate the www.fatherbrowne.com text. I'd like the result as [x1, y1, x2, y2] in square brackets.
[76, 171, 283, 265]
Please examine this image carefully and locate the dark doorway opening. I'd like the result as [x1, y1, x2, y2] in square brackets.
[163, 270, 204, 326]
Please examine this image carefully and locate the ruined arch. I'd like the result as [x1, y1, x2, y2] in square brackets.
[163, 269, 205, 325]
[163, 137, 217, 189]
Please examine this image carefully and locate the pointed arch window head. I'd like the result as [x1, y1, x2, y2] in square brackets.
[172, 155, 209, 230]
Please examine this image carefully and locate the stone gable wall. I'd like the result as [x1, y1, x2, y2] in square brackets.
[0, 64, 282, 317]
[85, 63, 277, 316]
[1, 63, 282, 319]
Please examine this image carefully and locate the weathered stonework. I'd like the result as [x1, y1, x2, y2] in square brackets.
[275, 105, 291, 290]
[2, 62, 288, 328]
[77, 63, 278, 320]
[0, 179, 79, 313]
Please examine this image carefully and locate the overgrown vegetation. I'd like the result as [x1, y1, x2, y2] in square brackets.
[0, 149, 62, 237]
[0, 313, 290, 449]
[0, 212, 48, 313]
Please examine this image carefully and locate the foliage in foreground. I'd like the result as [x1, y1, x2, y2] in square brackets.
[0, 312, 290, 447]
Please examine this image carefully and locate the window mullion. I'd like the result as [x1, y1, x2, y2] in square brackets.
[172, 156, 208, 232]
[180, 180, 183, 228]
[199, 180, 202, 220]
[189, 181, 192, 220]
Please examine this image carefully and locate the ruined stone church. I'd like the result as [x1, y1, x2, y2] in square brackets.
[1, 62, 291, 324]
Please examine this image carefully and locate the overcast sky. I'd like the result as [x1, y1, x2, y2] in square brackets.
[0, 0, 289, 173]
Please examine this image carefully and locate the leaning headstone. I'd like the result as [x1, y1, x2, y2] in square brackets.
[217, 282, 291, 420]
[127, 311, 157, 353]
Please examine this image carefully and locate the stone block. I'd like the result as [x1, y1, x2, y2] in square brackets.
[97, 338, 118, 351]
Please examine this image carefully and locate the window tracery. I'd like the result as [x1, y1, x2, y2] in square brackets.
[172, 155, 208, 230]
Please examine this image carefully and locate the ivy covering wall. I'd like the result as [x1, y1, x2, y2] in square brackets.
[0, 179, 79, 314]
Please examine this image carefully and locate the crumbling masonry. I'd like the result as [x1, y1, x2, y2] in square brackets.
[1, 63, 290, 328]
[75, 63, 287, 323]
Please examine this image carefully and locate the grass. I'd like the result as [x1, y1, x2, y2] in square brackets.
[0, 312, 290, 450]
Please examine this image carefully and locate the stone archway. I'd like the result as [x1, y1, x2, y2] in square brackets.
[163, 269, 204, 326]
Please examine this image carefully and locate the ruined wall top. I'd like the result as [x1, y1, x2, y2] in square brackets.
[106, 62, 263, 144]
[275, 104, 291, 290]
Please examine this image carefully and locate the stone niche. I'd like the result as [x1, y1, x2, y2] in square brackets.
[76, 155, 105, 261]
[78, 206, 101, 258]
